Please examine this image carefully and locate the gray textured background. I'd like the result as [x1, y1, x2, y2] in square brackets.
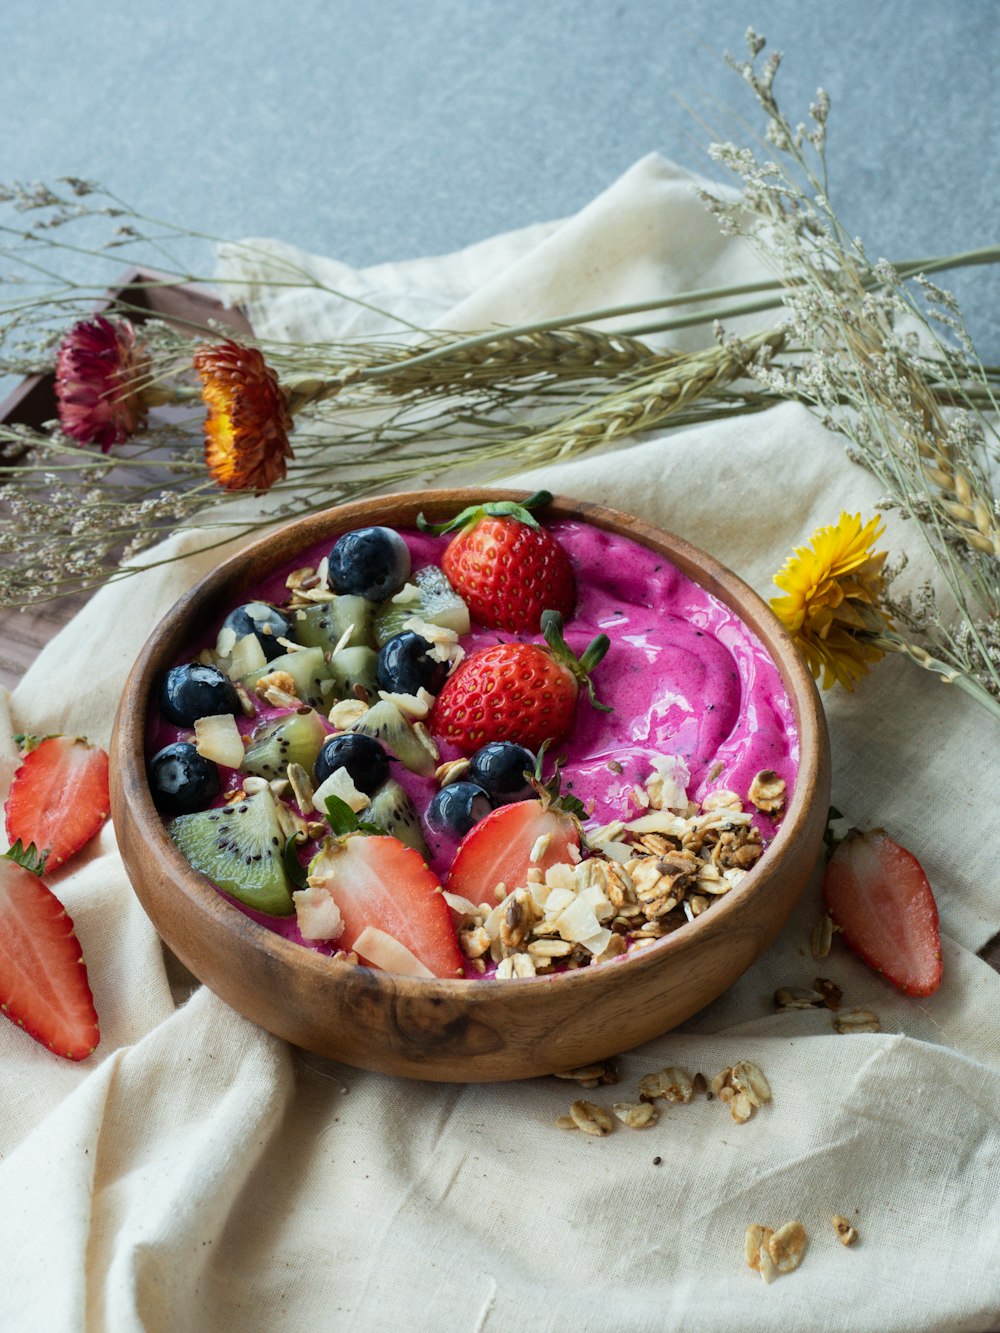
[2, 0, 998, 353]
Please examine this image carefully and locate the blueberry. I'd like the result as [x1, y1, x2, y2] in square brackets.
[314, 733, 390, 796]
[159, 663, 240, 727]
[220, 602, 291, 662]
[467, 742, 536, 805]
[148, 742, 220, 815]
[426, 782, 493, 838]
[376, 631, 449, 698]
[328, 527, 411, 601]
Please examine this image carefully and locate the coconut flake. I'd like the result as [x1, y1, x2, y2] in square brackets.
[377, 687, 435, 720]
[226, 633, 267, 680]
[442, 891, 481, 920]
[544, 864, 576, 891]
[579, 927, 613, 958]
[550, 895, 604, 944]
[541, 886, 576, 917]
[529, 833, 552, 864]
[215, 625, 238, 659]
[193, 713, 244, 768]
[591, 839, 632, 865]
[312, 766, 371, 815]
[645, 754, 691, 811]
[293, 887, 345, 941]
[403, 616, 462, 665]
[623, 811, 692, 836]
[391, 582, 421, 605]
[353, 926, 434, 978]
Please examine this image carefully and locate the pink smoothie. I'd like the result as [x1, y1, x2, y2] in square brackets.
[149, 520, 799, 957]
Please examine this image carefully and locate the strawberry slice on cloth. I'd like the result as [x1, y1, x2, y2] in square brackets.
[417, 490, 575, 632]
[0, 847, 100, 1059]
[823, 827, 942, 996]
[5, 735, 110, 869]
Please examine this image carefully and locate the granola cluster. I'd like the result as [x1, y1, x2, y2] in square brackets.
[451, 760, 783, 977]
[555, 1059, 770, 1135]
[745, 1221, 808, 1283]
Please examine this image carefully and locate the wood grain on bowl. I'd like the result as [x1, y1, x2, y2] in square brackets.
[111, 489, 831, 1082]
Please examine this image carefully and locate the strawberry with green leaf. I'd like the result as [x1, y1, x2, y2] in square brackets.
[418, 490, 575, 632]
[430, 610, 610, 756]
[5, 735, 110, 869]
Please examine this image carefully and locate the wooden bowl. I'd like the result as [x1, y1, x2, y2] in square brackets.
[111, 489, 830, 1082]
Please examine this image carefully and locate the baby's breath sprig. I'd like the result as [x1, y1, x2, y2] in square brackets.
[708, 29, 1000, 714]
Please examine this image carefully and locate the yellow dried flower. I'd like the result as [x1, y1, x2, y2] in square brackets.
[771, 513, 889, 691]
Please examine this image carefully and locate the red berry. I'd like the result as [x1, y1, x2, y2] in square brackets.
[310, 835, 463, 979]
[5, 736, 110, 870]
[431, 641, 580, 755]
[0, 857, 100, 1060]
[447, 800, 580, 904]
[430, 612, 610, 756]
[443, 515, 575, 633]
[823, 827, 942, 996]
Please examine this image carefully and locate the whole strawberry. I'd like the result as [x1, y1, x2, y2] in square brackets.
[430, 611, 610, 755]
[418, 491, 574, 632]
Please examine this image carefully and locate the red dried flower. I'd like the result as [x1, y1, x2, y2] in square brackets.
[194, 340, 293, 493]
[55, 316, 149, 451]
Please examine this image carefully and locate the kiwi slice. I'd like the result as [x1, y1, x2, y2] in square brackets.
[293, 596, 375, 653]
[349, 699, 437, 776]
[365, 779, 428, 857]
[328, 646, 379, 703]
[242, 708, 328, 780]
[168, 789, 293, 916]
[244, 646, 331, 708]
[374, 566, 470, 646]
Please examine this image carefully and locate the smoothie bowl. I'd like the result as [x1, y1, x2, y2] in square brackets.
[111, 489, 830, 1081]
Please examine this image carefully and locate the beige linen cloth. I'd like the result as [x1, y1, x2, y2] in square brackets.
[2, 155, 999, 1333]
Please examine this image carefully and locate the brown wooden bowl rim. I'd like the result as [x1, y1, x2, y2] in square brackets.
[112, 488, 828, 1010]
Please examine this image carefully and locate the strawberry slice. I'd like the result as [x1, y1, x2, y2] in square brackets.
[0, 855, 100, 1059]
[447, 800, 581, 903]
[823, 827, 942, 996]
[309, 834, 463, 979]
[5, 736, 110, 869]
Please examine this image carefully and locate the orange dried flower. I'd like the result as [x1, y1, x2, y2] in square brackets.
[194, 340, 293, 493]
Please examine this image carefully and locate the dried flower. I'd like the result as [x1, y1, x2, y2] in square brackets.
[706, 31, 1000, 722]
[55, 315, 148, 450]
[194, 340, 293, 493]
[771, 513, 889, 691]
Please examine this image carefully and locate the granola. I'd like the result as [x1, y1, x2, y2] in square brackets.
[476, 758, 776, 978]
[711, 1062, 771, 1122]
[832, 1215, 858, 1246]
[745, 1221, 807, 1282]
[834, 1008, 881, 1034]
